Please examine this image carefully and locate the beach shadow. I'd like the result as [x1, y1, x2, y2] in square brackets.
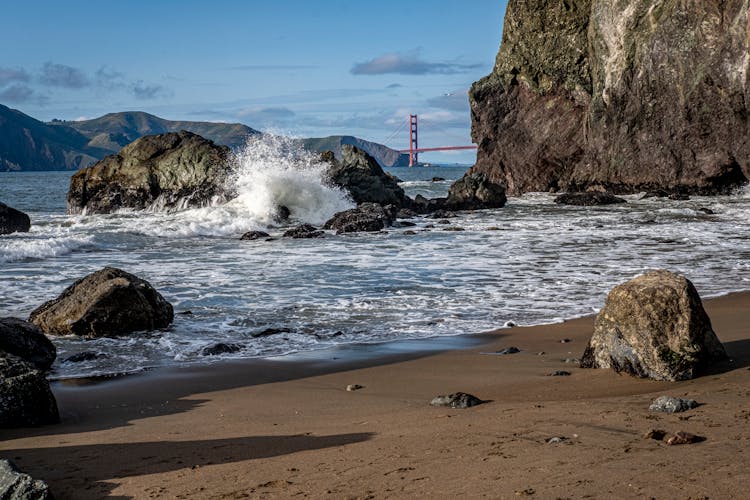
[3, 432, 374, 499]
[2, 333, 498, 439]
[702, 338, 750, 374]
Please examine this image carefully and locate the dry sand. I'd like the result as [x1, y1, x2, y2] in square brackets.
[2, 293, 750, 499]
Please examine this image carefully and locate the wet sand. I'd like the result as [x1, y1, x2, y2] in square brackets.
[2, 292, 749, 499]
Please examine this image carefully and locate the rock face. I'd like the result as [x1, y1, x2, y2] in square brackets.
[0, 459, 53, 498]
[0, 202, 31, 235]
[0, 351, 59, 427]
[0, 318, 56, 371]
[580, 270, 727, 381]
[29, 267, 174, 338]
[323, 203, 395, 233]
[470, 0, 750, 196]
[445, 172, 507, 210]
[325, 146, 410, 207]
[67, 130, 231, 214]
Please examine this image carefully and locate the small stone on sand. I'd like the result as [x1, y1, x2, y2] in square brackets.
[346, 384, 364, 392]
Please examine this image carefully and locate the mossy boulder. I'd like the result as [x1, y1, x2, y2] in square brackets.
[580, 270, 727, 381]
[67, 130, 231, 214]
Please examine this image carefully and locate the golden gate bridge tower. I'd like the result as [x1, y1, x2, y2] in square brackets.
[399, 114, 477, 167]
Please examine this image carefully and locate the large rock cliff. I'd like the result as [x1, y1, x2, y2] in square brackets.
[470, 0, 750, 195]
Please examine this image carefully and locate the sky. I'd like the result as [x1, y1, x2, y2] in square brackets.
[1, 0, 508, 164]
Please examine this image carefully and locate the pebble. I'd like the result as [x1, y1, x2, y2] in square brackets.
[346, 384, 364, 392]
[649, 396, 699, 413]
[559, 338, 572, 344]
[548, 370, 571, 377]
[429, 392, 484, 409]
[666, 431, 704, 445]
[546, 437, 566, 444]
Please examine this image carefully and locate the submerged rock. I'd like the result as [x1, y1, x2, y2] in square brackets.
[554, 192, 626, 206]
[429, 392, 484, 409]
[0, 317, 56, 371]
[0, 459, 53, 499]
[0, 202, 31, 235]
[323, 203, 395, 233]
[201, 343, 243, 356]
[649, 396, 700, 413]
[0, 351, 59, 427]
[67, 130, 231, 214]
[283, 224, 324, 239]
[63, 351, 107, 363]
[29, 267, 174, 338]
[469, 0, 750, 196]
[325, 146, 410, 207]
[580, 270, 727, 381]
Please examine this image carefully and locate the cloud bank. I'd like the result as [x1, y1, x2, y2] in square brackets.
[352, 52, 481, 75]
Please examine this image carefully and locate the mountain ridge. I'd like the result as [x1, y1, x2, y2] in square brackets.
[0, 106, 410, 171]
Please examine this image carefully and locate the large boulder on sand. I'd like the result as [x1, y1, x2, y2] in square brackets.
[29, 267, 174, 338]
[0, 351, 59, 427]
[0, 202, 31, 235]
[324, 146, 410, 207]
[445, 172, 507, 210]
[323, 203, 395, 233]
[67, 130, 231, 214]
[580, 270, 727, 381]
[0, 318, 56, 371]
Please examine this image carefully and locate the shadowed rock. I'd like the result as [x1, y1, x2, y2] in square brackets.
[0, 459, 53, 498]
[323, 203, 395, 233]
[0, 202, 31, 235]
[67, 130, 231, 214]
[580, 270, 727, 381]
[0, 318, 56, 371]
[29, 267, 174, 338]
[0, 352, 59, 427]
[202, 343, 243, 356]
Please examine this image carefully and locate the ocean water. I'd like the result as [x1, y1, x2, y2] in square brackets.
[2, 135, 750, 379]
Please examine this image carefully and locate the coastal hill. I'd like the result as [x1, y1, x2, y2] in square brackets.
[0, 106, 409, 172]
[0, 104, 107, 171]
[56, 111, 260, 152]
[469, 0, 750, 195]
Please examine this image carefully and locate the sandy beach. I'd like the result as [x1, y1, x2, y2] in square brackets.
[2, 292, 749, 499]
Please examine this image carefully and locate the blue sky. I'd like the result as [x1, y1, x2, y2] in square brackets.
[1, 1, 508, 163]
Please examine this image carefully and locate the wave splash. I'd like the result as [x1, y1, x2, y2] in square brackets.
[228, 134, 354, 226]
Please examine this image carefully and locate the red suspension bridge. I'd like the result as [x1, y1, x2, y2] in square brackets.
[389, 114, 477, 167]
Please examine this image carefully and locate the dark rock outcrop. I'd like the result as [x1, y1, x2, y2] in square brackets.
[580, 270, 727, 381]
[29, 267, 174, 338]
[0, 459, 54, 498]
[0, 202, 31, 235]
[554, 192, 626, 206]
[324, 146, 410, 207]
[445, 172, 507, 210]
[323, 203, 395, 233]
[0, 318, 56, 371]
[67, 130, 231, 214]
[0, 351, 59, 427]
[283, 224, 324, 239]
[469, 0, 750, 196]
